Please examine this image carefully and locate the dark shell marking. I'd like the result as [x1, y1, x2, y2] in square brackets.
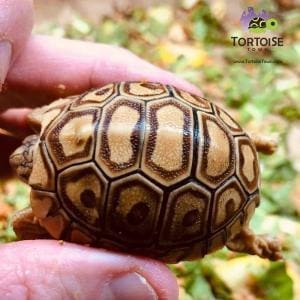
[29, 81, 260, 263]
[248, 17, 266, 29]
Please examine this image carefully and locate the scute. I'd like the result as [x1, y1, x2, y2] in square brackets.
[212, 177, 246, 231]
[159, 182, 211, 246]
[249, 17, 266, 28]
[243, 193, 260, 225]
[68, 224, 95, 245]
[207, 230, 226, 254]
[120, 81, 169, 100]
[235, 136, 260, 193]
[70, 83, 118, 109]
[212, 104, 243, 135]
[171, 86, 213, 113]
[46, 108, 100, 170]
[225, 193, 260, 240]
[196, 112, 235, 188]
[57, 162, 108, 231]
[106, 174, 163, 245]
[226, 212, 243, 240]
[141, 98, 193, 186]
[95, 97, 145, 178]
[29, 142, 55, 191]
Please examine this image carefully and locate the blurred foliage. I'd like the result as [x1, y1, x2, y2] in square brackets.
[1, 0, 299, 299]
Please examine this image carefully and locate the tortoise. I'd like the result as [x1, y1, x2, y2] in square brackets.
[248, 17, 267, 32]
[9, 81, 282, 263]
[248, 17, 278, 33]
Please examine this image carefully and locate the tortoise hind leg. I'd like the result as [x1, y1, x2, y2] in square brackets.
[226, 227, 282, 261]
[249, 133, 278, 155]
[12, 207, 50, 240]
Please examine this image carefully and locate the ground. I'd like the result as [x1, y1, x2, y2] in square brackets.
[1, 0, 299, 299]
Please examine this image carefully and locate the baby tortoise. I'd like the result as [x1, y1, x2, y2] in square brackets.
[248, 17, 278, 33]
[9, 81, 282, 263]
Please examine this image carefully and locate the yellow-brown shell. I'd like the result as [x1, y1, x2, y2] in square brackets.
[28, 81, 260, 263]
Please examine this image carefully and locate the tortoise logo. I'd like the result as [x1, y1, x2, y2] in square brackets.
[240, 7, 278, 33]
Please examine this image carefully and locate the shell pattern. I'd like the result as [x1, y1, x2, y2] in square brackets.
[28, 82, 260, 263]
[248, 17, 266, 29]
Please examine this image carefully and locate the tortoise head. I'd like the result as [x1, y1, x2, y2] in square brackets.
[9, 134, 39, 183]
[9, 107, 46, 182]
[9, 100, 68, 183]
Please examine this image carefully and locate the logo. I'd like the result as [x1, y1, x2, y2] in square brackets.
[240, 7, 278, 33]
[230, 7, 284, 53]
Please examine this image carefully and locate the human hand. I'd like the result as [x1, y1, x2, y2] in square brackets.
[0, 1, 202, 299]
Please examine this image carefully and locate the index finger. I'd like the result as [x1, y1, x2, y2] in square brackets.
[2, 35, 202, 110]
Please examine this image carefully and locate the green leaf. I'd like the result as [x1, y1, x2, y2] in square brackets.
[257, 262, 294, 300]
[272, 44, 300, 65]
[193, 20, 208, 42]
[95, 19, 128, 46]
[187, 276, 216, 300]
[202, 66, 223, 81]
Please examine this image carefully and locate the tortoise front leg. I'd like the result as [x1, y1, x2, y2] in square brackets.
[226, 227, 282, 261]
[12, 207, 50, 240]
[249, 133, 278, 155]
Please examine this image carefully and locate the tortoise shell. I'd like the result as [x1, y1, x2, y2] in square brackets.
[12, 82, 260, 263]
[248, 17, 266, 29]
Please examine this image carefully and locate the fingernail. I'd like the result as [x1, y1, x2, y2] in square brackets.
[0, 40, 12, 90]
[102, 272, 158, 300]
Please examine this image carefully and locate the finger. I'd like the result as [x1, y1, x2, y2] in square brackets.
[0, 240, 178, 300]
[0, 132, 20, 179]
[0, 108, 32, 137]
[2, 35, 202, 109]
[0, 0, 33, 89]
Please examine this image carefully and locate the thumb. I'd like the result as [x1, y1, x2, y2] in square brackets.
[0, 240, 179, 300]
[0, 0, 34, 90]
